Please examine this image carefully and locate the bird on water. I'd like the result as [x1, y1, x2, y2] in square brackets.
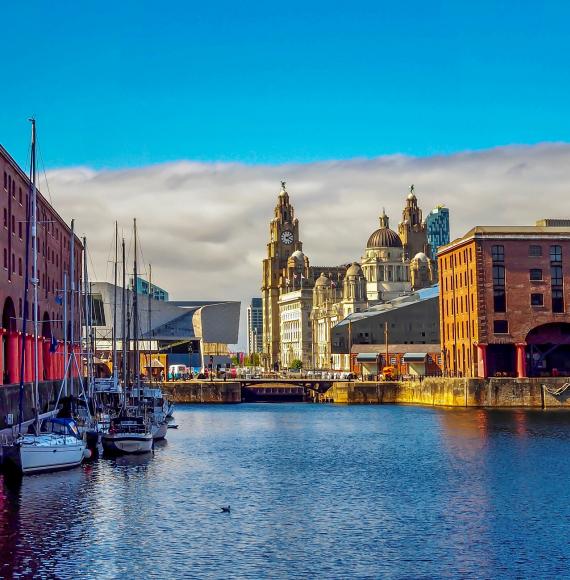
[220, 506, 231, 513]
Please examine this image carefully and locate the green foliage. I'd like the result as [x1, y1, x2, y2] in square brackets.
[231, 355, 239, 365]
[244, 353, 261, 367]
[290, 359, 303, 371]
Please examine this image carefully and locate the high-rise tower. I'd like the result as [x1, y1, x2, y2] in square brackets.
[261, 182, 303, 369]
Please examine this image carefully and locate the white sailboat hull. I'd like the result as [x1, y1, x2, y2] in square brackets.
[151, 422, 168, 441]
[3, 436, 86, 475]
[102, 432, 153, 454]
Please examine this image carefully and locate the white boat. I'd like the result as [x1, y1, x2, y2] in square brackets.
[151, 421, 168, 440]
[3, 418, 87, 475]
[102, 416, 153, 455]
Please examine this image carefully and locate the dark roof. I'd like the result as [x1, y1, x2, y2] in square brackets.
[366, 227, 403, 249]
[351, 343, 440, 354]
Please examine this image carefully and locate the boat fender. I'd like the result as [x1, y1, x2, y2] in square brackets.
[83, 448, 92, 460]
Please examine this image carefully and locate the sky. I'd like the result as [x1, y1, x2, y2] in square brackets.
[1, 1, 569, 348]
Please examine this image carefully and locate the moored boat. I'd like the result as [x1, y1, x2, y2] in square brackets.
[102, 416, 153, 455]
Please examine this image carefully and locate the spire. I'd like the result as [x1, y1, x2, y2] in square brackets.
[379, 208, 389, 229]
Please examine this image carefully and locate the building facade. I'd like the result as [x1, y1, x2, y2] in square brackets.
[247, 298, 263, 355]
[262, 183, 440, 370]
[438, 222, 570, 378]
[0, 144, 82, 386]
[278, 289, 313, 368]
[426, 205, 450, 259]
[132, 276, 169, 301]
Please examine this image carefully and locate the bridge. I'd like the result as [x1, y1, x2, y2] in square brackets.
[237, 378, 337, 396]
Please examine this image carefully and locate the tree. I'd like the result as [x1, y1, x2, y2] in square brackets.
[290, 359, 303, 371]
[231, 355, 239, 366]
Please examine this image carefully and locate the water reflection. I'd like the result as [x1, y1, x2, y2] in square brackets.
[2, 404, 570, 578]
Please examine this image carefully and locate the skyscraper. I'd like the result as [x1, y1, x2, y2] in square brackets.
[425, 205, 450, 259]
[247, 298, 263, 355]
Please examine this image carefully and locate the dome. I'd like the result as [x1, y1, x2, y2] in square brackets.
[291, 250, 304, 261]
[407, 192, 416, 200]
[315, 273, 331, 287]
[346, 262, 363, 276]
[413, 252, 428, 262]
[366, 227, 402, 249]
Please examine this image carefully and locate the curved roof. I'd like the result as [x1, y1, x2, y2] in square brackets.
[346, 262, 363, 276]
[366, 227, 402, 249]
[413, 252, 428, 262]
[315, 273, 331, 287]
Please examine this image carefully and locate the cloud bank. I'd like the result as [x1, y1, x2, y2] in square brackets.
[43, 143, 570, 348]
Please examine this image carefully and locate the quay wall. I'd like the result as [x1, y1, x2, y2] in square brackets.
[326, 377, 570, 408]
[0, 380, 64, 433]
[161, 382, 241, 404]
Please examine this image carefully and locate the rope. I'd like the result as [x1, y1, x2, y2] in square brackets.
[542, 383, 570, 396]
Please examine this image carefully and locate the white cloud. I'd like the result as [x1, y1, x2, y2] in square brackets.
[43, 143, 570, 349]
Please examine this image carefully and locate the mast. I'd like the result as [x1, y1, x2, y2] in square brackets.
[83, 236, 92, 397]
[121, 237, 127, 388]
[112, 222, 118, 383]
[30, 118, 40, 427]
[148, 264, 152, 385]
[132, 219, 140, 402]
[69, 219, 75, 396]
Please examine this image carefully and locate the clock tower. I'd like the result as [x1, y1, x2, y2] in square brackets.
[261, 182, 303, 368]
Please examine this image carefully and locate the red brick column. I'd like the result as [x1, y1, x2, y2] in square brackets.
[24, 334, 33, 383]
[477, 343, 488, 378]
[37, 337, 45, 381]
[516, 343, 527, 378]
[0, 329, 5, 385]
[7, 331, 20, 384]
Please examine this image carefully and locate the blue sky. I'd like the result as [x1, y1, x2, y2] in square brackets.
[1, 0, 569, 169]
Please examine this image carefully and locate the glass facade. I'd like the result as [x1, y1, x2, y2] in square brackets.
[425, 205, 450, 259]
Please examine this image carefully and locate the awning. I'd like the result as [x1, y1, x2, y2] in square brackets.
[144, 358, 165, 368]
[403, 353, 427, 363]
[356, 353, 379, 363]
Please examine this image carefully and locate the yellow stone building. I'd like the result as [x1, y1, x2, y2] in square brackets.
[261, 183, 436, 370]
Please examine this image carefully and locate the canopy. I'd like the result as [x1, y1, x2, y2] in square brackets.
[403, 353, 427, 363]
[356, 353, 379, 362]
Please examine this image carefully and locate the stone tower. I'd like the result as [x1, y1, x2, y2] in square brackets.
[398, 185, 432, 260]
[261, 182, 303, 369]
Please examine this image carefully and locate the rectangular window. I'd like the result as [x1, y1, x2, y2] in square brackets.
[494, 290, 506, 312]
[529, 244, 542, 257]
[550, 245, 562, 263]
[531, 293, 544, 306]
[492, 265, 505, 287]
[3, 249, 6, 269]
[553, 289, 564, 313]
[18, 222, 22, 239]
[492, 245, 504, 262]
[551, 265, 563, 286]
[530, 268, 543, 281]
[3, 209, 6, 228]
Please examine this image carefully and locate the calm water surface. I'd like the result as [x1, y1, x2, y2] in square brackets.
[2, 404, 570, 578]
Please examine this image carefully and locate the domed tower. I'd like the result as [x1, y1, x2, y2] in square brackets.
[262, 181, 305, 368]
[398, 184, 432, 260]
[313, 273, 332, 307]
[341, 262, 368, 316]
[361, 209, 411, 303]
[410, 252, 434, 291]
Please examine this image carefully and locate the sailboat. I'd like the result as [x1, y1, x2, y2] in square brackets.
[2, 119, 87, 475]
[102, 218, 153, 455]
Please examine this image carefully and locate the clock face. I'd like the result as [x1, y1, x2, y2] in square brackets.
[281, 231, 294, 245]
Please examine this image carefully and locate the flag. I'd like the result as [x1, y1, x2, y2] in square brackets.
[49, 335, 58, 353]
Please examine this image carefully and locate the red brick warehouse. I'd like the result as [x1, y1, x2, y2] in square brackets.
[0, 143, 82, 385]
[439, 221, 570, 378]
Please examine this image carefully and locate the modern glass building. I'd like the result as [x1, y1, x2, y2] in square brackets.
[425, 205, 450, 259]
[132, 276, 169, 301]
[247, 298, 263, 355]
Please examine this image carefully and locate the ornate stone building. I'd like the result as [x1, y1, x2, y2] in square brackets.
[262, 183, 438, 370]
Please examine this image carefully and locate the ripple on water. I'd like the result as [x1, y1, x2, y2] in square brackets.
[2, 404, 570, 578]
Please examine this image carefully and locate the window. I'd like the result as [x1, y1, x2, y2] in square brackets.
[530, 268, 543, 281]
[494, 290, 506, 312]
[550, 245, 562, 263]
[3, 209, 6, 228]
[3, 249, 6, 269]
[493, 265, 505, 287]
[18, 188, 22, 205]
[492, 245, 504, 262]
[11, 215, 15, 235]
[553, 289, 564, 313]
[551, 265, 563, 286]
[18, 221, 22, 239]
[531, 293, 544, 306]
[3, 172, 6, 190]
[529, 245, 542, 257]
[18, 258, 22, 276]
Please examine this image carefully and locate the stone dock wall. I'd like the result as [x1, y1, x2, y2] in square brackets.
[161, 382, 241, 404]
[0, 380, 65, 433]
[326, 377, 570, 408]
